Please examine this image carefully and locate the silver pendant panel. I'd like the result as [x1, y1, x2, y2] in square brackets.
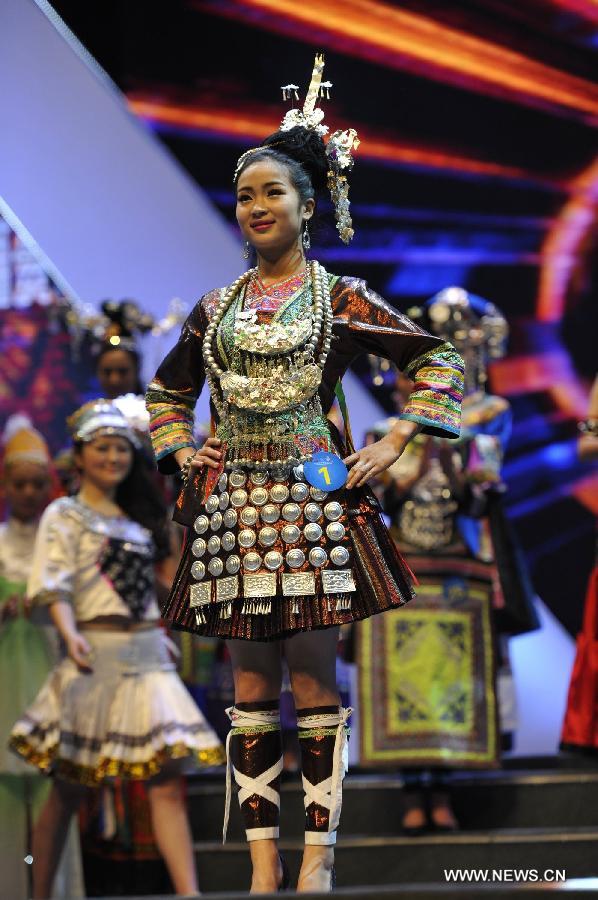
[240, 506, 258, 527]
[191, 561, 206, 580]
[192, 538, 206, 557]
[193, 516, 209, 535]
[189, 462, 355, 612]
[260, 504, 280, 525]
[244, 573, 277, 597]
[205, 494, 219, 514]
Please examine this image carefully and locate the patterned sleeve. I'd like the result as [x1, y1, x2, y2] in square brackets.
[27, 500, 77, 606]
[400, 344, 465, 437]
[333, 277, 464, 438]
[145, 295, 211, 473]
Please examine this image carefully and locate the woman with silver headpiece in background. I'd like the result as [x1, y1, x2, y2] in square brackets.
[0, 416, 83, 900]
[146, 55, 464, 893]
[357, 288, 538, 833]
[9, 400, 224, 899]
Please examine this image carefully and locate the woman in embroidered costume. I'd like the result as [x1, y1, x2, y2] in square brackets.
[146, 55, 464, 893]
[357, 290, 538, 834]
[9, 400, 223, 899]
[561, 374, 598, 754]
[0, 416, 83, 900]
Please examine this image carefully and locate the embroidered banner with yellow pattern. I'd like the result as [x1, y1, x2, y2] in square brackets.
[358, 569, 498, 768]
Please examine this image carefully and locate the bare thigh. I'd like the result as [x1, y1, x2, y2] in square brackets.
[227, 639, 283, 703]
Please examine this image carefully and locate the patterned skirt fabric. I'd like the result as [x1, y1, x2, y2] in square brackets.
[162, 467, 415, 641]
[9, 627, 225, 784]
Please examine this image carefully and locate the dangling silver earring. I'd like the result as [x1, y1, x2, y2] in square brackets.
[302, 223, 311, 252]
[242, 241, 250, 260]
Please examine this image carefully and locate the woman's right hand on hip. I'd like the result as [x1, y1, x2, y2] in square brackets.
[175, 438, 222, 472]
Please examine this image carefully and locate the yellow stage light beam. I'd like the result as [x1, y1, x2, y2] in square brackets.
[204, 0, 598, 122]
[127, 97, 564, 189]
[537, 155, 598, 321]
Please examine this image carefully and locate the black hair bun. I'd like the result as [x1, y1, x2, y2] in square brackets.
[261, 126, 329, 193]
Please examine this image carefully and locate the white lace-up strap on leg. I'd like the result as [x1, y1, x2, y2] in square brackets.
[298, 707, 352, 846]
[222, 705, 281, 844]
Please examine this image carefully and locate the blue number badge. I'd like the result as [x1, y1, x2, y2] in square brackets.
[303, 451, 348, 491]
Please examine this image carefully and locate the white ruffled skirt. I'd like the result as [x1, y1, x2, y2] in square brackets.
[9, 627, 224, 784]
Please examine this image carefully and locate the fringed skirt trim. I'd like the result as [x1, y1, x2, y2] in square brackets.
[9, 627, 225, 784]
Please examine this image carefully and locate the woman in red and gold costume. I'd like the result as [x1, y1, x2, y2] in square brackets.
[561, 375, 598, 754]
[146, 55, 464, 894]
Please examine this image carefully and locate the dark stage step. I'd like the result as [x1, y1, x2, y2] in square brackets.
[191, 829, 598, 894]
[187, 767, 598, 842]
[97, 884, 598, 900]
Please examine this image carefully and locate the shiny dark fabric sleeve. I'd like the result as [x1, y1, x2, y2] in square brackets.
[330, 277, 464, 438]
[145, 297, 209, 474]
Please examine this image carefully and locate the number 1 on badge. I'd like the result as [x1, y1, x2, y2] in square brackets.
[318, 466, 331, 485]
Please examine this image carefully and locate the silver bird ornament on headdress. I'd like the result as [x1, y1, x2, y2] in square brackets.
[235, 54, 360, 244]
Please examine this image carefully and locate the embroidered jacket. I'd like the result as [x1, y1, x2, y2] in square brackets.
[28, 497, 160, 622]
[146, 275, 464, 471]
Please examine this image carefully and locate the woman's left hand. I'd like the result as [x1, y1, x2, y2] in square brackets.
[344, 437, 402, 489]
[344, 421, 422, 489]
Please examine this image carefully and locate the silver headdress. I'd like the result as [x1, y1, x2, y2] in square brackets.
[234, 54, 360, 244]
[411, 287, 508, 395]
[67, 399, 141, 448]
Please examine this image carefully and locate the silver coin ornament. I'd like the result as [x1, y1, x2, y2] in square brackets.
[250, 487, 268, 507]
[219, 491, 230, 510]
[260, 504, 280, 525]
[229, 471, 246, 488]
[192, 538, 206, 558]
[240, 506, 258, 527]
[304, 523, 323, 542]
[207, 535, 221, 555]
[191, 561, 206, 580]
[210, 511, 223, 531]
[223, 509, 238, 528]
[310, 486, 329, 501]
[330, 546, 350, 566]
[293, 464, 305, 481]
[231, 489, 248, 508]
[226, 555, 241, 574]
[309, 547, 328, 568]
[270, 484, 289, 503]
[326, 521, 345, 541]
[208, 557, 224, 577]
[243, 552, 262, 572]
[290, 482, 309, 502]
[286, 549, 305, 568]
[218, 473, 228, 491]
[264, 551, 283, 571]
[282, 502, 301, 522]
[250, 470, 268, 486]
[258, 527, 277, 548]
[324, 501, 343, 521]
[238, 529, 257, 549]
[193, 515, 209, 535]
[281, 524, 301, 544]
[222, 531, 236, 552]
[272, 471, 287, 482]
[304, 502, 322, 523]
[205, 494, 219, 514]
